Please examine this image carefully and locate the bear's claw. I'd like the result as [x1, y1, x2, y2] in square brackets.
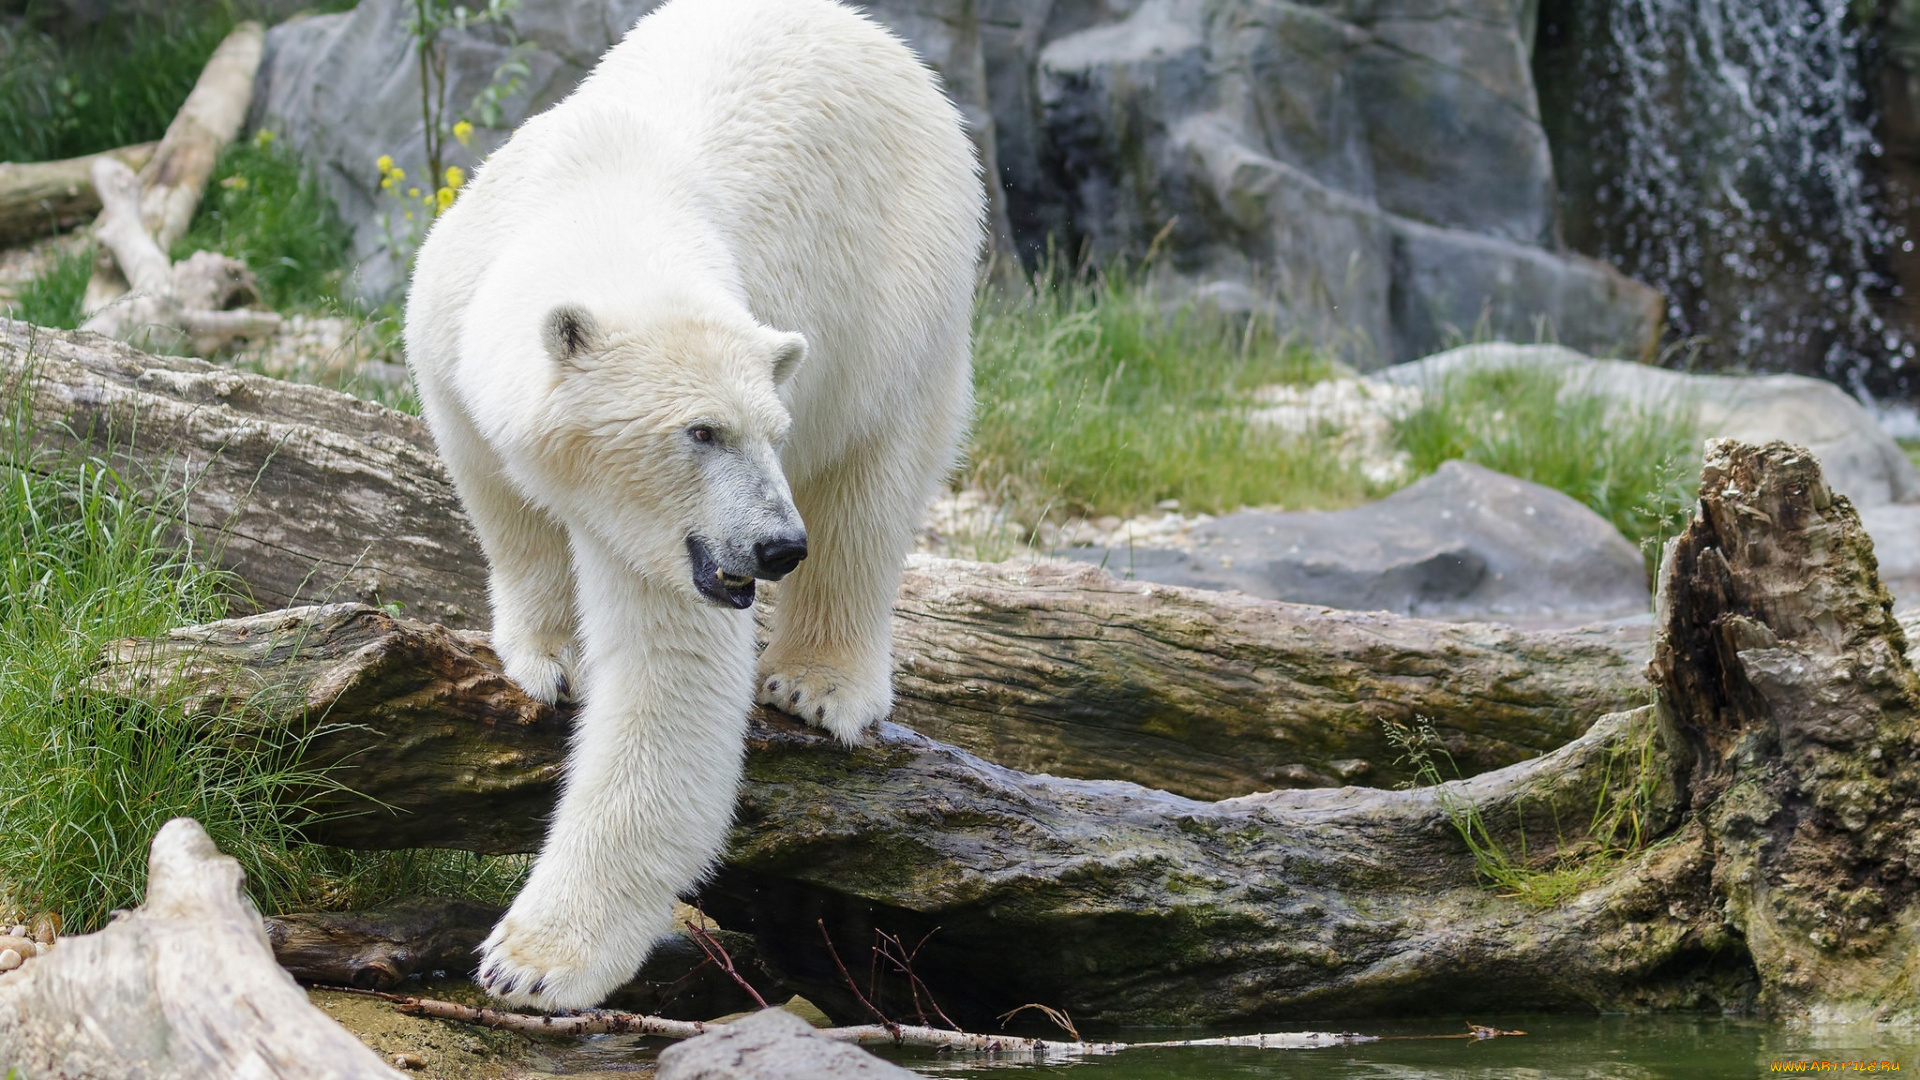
[755, 659, 889, 744]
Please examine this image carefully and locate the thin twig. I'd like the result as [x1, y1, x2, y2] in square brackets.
[322, 985, 1384, 1057]
[997, 1002, 1080, 1042]
[685, 919, 768, 1009]
[873, 927, 959, 1031]
[818, 918, 901, 1041]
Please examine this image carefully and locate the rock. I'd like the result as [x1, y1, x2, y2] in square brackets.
[250, 0, 1010, 301]
[1861, 503, 1920, 607]
[1379, 344, 1920, 510]
[656, 1008, 923, 1080]
[249, 0, 1659, 363]
[0, 950, 20, 972]
[1033, 0, 1662, 365]
[0, 938, 35, 961]
[1060, 460, 1651, 625]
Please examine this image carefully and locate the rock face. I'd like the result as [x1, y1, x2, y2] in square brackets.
[1061, 460, 1652, 626]
[656, 1008, 922, 1080]
[249, 0, 1659, 364]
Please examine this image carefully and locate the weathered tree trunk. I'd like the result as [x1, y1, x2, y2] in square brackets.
[0, 143, 156, 247]
[97, 442, 1920, 1027]
[81, 22, 265, 317]
[1, 319, 488, 625]
[79, 157, 280, 354]
[6, 320, 1648, 794]
[0, 819, 405, 1079]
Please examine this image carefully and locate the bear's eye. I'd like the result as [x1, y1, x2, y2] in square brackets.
[688, 425, 716, 444]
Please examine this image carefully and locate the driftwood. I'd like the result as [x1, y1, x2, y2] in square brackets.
[79, 156, 280, 354]
[82, 22, 265, 317]
[0, 142, 156, 247]
[0, 819, 404, 1079]
[11, 321, 1650, 796]
[98, 441, 1920, 1027]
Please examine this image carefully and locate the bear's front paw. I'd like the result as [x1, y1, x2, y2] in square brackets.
[476, 912, 633, 1011]
[496, 639, 578, 706]
[757, 659, 891, 745]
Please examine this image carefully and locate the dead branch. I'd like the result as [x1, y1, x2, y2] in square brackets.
[0, 142, 156, 246]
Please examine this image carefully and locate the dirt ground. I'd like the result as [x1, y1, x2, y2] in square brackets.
[310, 981, 664, 1079]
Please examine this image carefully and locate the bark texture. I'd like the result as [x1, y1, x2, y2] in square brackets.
[95, 442, 1920, 1027]
[1, 318, 487, 624]
[0, 143, 156, 247]
[0, 819, 404, 1080]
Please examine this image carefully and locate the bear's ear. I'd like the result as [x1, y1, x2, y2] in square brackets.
[768, 331, 808, 387]
[542, 304, 603, 369]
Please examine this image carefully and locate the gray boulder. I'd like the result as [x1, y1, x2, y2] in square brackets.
[249, 0, 1660, 365]
[1060, 460, 1652, 625]
[657, 1008, 923, 1080]
[1379, 344, 1920, 510]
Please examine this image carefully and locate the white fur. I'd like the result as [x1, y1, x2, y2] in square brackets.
[403, 0, 982, 1010]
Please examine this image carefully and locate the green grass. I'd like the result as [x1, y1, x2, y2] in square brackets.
[175, 135, 353, 312]
[1391, 364, 1699, 566]
[1901, 438, 1919, 472]
[0, 354, 515, 932]
[967, 267, 1369, 521]
[0, 1, 358, 165]
[3, 243, 93, 329]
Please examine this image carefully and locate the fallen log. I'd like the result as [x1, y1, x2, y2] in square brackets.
[9, 319, 1649, 795]
[0, 819, 404, 1079]
[99, 441, 1920, 1027]
[0, 142, 156, 247]
[80, 156, 280, 354]
[82, 22, 265, 317]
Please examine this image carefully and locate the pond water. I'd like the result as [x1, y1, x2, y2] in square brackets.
[547, 1013, 1917, 1077]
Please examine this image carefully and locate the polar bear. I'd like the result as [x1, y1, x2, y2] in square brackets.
[402, 0, 982, 1009]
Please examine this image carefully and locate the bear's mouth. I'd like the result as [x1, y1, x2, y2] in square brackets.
[686, 535, 756, 609]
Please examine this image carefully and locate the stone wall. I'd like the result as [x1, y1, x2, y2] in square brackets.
[252, 0, 1661, 367]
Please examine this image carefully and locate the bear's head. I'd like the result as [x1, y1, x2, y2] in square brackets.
[534, 302, 809, 609]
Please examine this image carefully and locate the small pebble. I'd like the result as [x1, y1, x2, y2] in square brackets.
[29, 914, 57, 945]
[0, 950, 21, 972]
[391, 1051, 427, 1070]
[5, 926, 23, 939]
[0, 936, 35, 959]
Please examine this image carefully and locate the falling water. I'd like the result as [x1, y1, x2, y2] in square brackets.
[1547, 0, 1912, 393]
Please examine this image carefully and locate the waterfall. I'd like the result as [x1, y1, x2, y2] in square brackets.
[1543, 0, 1911, 394]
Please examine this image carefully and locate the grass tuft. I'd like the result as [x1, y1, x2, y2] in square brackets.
[176, 135, 354, 313]
[968, 266, 1369, 521]
[0, 347, 516, 932]
[1392, 364, 1699, 570]
[3, 244, 94, 329]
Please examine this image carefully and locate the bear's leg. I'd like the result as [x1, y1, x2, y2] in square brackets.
[478, 529, 753, 1010]
[757, 447, 933, 743]
[431, 398, 578, 704]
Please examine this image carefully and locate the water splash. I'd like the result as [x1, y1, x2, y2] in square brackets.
[1566, 0, 1910, 392]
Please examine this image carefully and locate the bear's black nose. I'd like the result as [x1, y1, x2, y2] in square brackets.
[754, 534, 808, 579]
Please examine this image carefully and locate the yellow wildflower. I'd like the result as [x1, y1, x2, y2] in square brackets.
[407, 186, 420, 199]
[376, 154, 394, 174]
[444, 165, 466, 189]
[452, 120, 474, 147]
[253, 129, 275, 148]
[436, 186, 456, 213]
